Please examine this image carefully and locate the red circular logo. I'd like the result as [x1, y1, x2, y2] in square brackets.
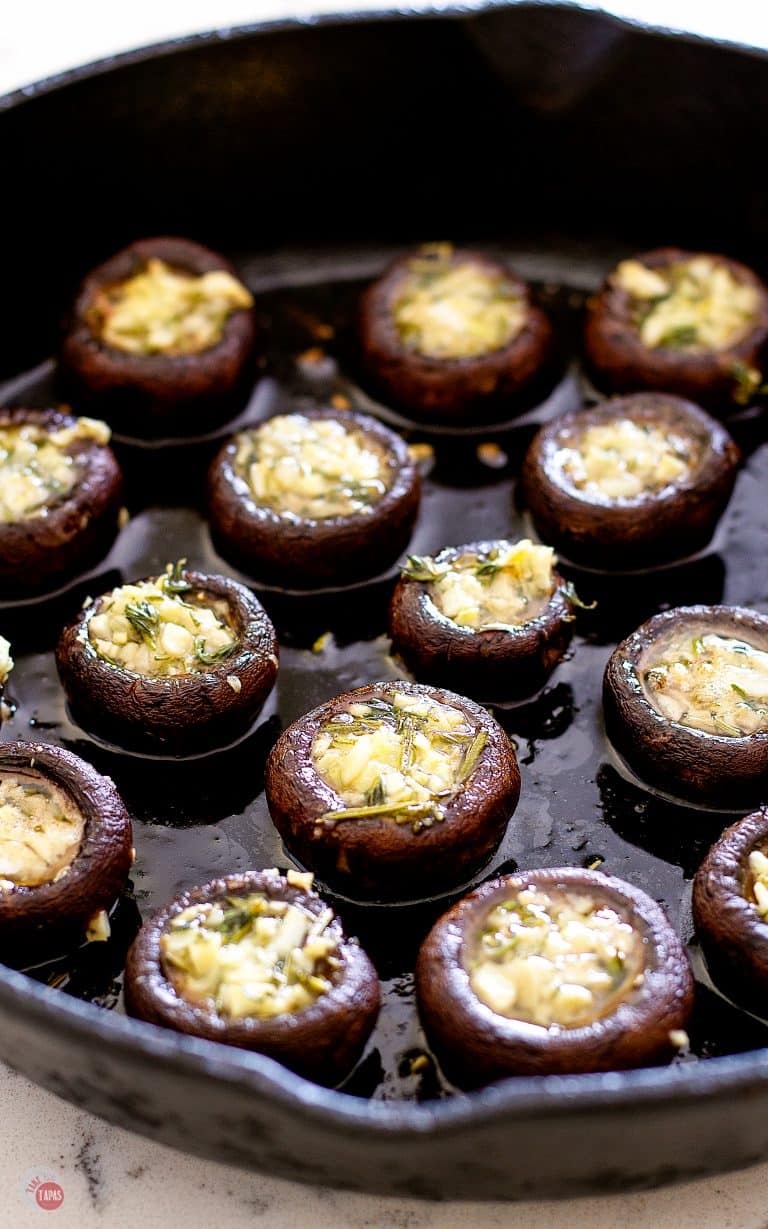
[34, 1181, 64, 1210]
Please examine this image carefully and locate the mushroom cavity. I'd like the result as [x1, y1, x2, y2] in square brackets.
[0, 772, 85, 892]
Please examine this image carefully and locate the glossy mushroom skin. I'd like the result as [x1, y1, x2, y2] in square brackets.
[520, 394, 740, 571]
[693, 809, 768, 1012]
[0, 408, 123, 600]
[388, 543, 574, 701]
[0, 742, 132, 948]
[56, 568, 278, 755]
[59, 237, 257, 439]
[124, 869, 380, 1086]
[416, 867, 694, 1087]
[265, 680, 521, 902]
[584, 248, 768, 409]
[359, 249, 555, 425]
[207, 408, 421, 589]
[604, 605, 768, 808]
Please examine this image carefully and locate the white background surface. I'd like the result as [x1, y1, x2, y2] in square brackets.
[3, 1, 768, 1225]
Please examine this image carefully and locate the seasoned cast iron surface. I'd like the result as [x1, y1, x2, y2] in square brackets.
[4, 243, 768, 1103]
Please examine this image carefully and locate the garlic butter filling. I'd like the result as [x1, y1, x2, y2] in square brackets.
[86, 563, 236, 678]
[0, 418, 110, 524]
[403, 540, 555, 630]
[234, 415, 389, 520]
[89, 257, 253, 356]
[0, 774, 85, 890]
[312, 691, 486, 832]
[469, 886, 641, 1028]
[642, 632, 768, 737]
[393, 246, 527, 360]
[749, 849, 768, 917]
[615, 256, 759, 352]
[554, 419, 694, 501]
[161, 888, 340, 1020]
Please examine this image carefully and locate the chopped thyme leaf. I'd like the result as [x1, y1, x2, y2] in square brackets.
[365, 780, 386, 807]
[319, 798, 439, 826]
[125, 600, 159, 643]
[659, 325, 699, 349]
[163, 558, 191, 594]
[194, 637, 237, 666]
[401, 554, 447, 583]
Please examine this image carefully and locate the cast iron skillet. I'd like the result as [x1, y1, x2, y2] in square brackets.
[3, 1, 768, 1202]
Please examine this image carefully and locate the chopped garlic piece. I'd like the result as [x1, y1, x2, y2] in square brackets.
[642, 632, 768, 737]
[0, 638, 12, 685]
[749, 849, 768, 917]
[0, 773, 84, 888]
[287, 869, 315, 890]
[615, 255, 759, 351]
[86, 909, 111, 943]
[555, 418, 694, 500]
[469, 885, 640, 1028]
[668, 1029, 690, 1049]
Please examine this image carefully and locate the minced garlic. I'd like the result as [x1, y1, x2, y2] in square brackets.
[85, 562, 236, 678]
[0, 774, 84, 889]
[749, 849, 768, 917]
[0, 638, 13, 686]
[393, 245, 527, 359]
[90, 257, 253, 356]
[161, 891, 340, 1019]
[312, 690, 486, 832]
[402, 540, 555, 630]
[555, 419, 693, 500]
[469, 885, 640, 1028]
[615, 256, 759, 352]
[0, 418, 109, 524]
[234, 414, 389, 520]
[643, 631, 768, 737]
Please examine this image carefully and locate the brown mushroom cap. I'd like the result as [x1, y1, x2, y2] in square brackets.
[693, 808, 768, 1012]
[0, 407, 123, 600]
[520, 393, 740, 571]
[265, 679, 521, 902]
[56, 568, 278, 755]
[0, 741, 132, 948]
[388, 542, 574, 701]
[207, 408, 420, 590]
[358, 248, 555, 425]
[59, 236, 257, 439]
[124, 869, 380, 1086]
[416, 866, 694, 1087]
[603, 605, 768, 808]
[584, 248, 768, 410]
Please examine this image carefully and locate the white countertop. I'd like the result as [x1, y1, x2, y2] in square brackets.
[3, 2, 768, 1225]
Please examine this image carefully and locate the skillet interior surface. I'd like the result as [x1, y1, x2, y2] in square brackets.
[2, 1, 768, 1199]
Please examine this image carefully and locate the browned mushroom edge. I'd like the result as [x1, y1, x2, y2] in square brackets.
[693, 808, 768, 1014]
[388, 541, 575, 702]
[0, 407, 123, 600]
[0, 741, 133, 949]
[55, 567, 278, 756]
[264, 680, 521, 902]
[207, 407, 421, 590]
[584, 248, 768, 410]
[124, 868, 380, 1086]
[58, 237, 257, 439]
[416, 866, 694, 1088]
[358, 246, 555, 425]
[520, 393, 740, 571]
[603, 605, 768, 809]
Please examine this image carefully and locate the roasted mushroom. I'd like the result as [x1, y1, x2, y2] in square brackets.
[124, 867, 380, 1085]
[520, 393, 740, 571]
[207, 407, 420, 589]
[604, 605, 768, 808]
[0, 408, 123, 600]
[416, 866, 694, 1087]
[0, 741, 133, 949]
[56, 562, 278, 755]
[358, 243, 554, 425]
[388, 538, 577, 701]
[265, 680, 520, 901]
[584, 248, 768, 409]
[59, 237, 257, 438]
[693, 809, 768, 1013]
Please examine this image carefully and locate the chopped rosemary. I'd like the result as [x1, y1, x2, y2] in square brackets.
[125, 600, 159, 643]
[194, 637, 237, 666]
[659, 325, 698, 349]
[457, 731, 487, 782]
[401, 554, 447, 583]
[711, 711, 741, 737]
[319, 798, 438, 826]
[365, 780, 386, 807]
[731, 683, 767, 714]
[163, 558, 191, 595]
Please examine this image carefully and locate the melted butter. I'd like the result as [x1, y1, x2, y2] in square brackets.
[615, 256, 759, 351]
[90, 257, 253, 356]
[161, 888, 339, 1019]
[404, 539, 555, 630]
[469, 885, 640, 1028]
[234, 414, 389, 520]
[0, 418, 109, 523]
[0, 773, 84, 889]
[393, 246, 527, 359]
[86, 564, 236, 678]
[642, 631, 768, 736]
[555, 418, 693, 500]
[312, 691, 485, 831]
